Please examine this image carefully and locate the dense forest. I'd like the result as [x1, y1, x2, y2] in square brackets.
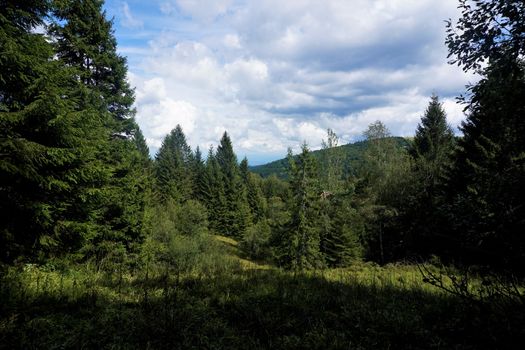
[1, 0, 524, 348]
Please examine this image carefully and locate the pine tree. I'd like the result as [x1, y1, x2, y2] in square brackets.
[412, 94, 454, 181]
[205, 147, 227, 233]
[407, 95, 455, 257]
[50, 0, 136, 135]
[319, 195, 363, 267]
[0, 1, 111, 261]
[192, 146, 210, 204]
[240, 157, 265, 223]
[215, 132, 250, 237]
[49, 0, 148, 258]
[444, 0, 525, 271]
[444, 62, 525, 269]
[284, 144, 323, 270]
[155, 125, 193, 203]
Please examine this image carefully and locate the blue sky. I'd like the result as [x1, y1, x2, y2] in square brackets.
[103, 0, 475, 165]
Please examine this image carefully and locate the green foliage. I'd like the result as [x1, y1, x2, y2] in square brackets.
[0, 2, 114, 261]
[404, 95, 455, 258]
[446, 0, 525, 72]
[155, 125, 193, 203]
[443, 0, 525, 272]
[240, 157, 266, 223]
[319, 194, 364, 267]
[1, 250, 524, 349]
[320, 129, 345, 193]
[282, 144, 323, 270]
[444, 62, 525, 270]
[357, 121, 413, 262]
[250, 138, 409, 180]
[213, 132, 251, 237]
[240, 220, 272, 260]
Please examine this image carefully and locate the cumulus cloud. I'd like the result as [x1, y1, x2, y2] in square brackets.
[117, 0, 473, 163]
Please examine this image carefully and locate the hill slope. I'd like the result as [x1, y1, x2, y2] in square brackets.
[250, 137, 410, 178]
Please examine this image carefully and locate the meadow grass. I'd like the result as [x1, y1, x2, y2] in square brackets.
[1, 235, 524, 349]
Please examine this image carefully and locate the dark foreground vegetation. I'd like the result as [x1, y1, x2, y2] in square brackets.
[1, 0, 525, 348]
[1, 235, 525, 349]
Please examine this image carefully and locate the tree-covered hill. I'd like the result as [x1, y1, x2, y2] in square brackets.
[249, 137, 410, 179]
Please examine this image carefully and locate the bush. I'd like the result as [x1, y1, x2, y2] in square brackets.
[240, 221, 271, 260]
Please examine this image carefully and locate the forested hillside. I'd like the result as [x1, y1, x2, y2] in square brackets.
[1, 0, 524, 349]
[249, 137, 410, 179]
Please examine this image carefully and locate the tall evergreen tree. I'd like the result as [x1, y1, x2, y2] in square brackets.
[205, 147, 227, 233]
[215, 132, 250, 237]
[192, 146, 210, 204]
[319, 194, 364, 267]
[443, 0, 525, 271]
[0, 0, 110, 261]
[283, 144, 322, 270]
[412, 95, 455, 165]
[48, 0, 148, 258]
[155, 125, 193, 203]
[240, 157, 265, 224]
[50, 0, 136, 135]
[406, 95, 455, 257]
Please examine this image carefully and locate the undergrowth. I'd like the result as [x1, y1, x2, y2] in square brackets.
[1, 235, 524, 349]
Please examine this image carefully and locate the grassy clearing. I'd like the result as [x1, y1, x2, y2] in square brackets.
[1, 235, 524, 349]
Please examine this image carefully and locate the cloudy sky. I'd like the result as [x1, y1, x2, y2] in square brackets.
[103, 0, 475, 165]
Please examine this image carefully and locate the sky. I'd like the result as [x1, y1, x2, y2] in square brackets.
[103, 0, 476, 165]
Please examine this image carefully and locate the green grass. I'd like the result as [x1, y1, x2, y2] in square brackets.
[1, 235, 524, 349]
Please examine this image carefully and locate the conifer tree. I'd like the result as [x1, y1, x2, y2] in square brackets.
[240, 157, 265, 223]
[407, 95, 455, 257]
[49, 0, 148, 257]
[443, 0, 525, 270]
[0, 1, 110, 260]
[284, 144, 323, 270]
[444, 63, 525, 269]
[155, 125, 193, 203]
[192, 146, 210, 204]
[215, 132, 250, 237]
[205, 147, 227, 233]
[319, 195, 363, 267]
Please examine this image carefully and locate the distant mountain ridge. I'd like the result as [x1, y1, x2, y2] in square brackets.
[249, 137, 410, 179]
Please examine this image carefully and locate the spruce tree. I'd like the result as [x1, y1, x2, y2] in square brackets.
[155, 125, 193, 203]
[205, 147, 227, 233]
[0, 0, 110, 260]
[240, 157, 265, 224]
[215, 132, 250, 237]
[412, 94, 454, 184]
[192, 146, 210, 204]
[319, 195, 363, 267]
[284, 144, 323, 270]
[443, 0, 525, 271]
[445, 63, 525, 269]
[49, 0, 148, 257]
[406, 95, 455, 257]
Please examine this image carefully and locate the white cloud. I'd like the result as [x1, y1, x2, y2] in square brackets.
[223, 34, 241, 49]
[120, 2, 143, 29]
[121, 0, 471, 163]
[174, 0, 233, 21]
